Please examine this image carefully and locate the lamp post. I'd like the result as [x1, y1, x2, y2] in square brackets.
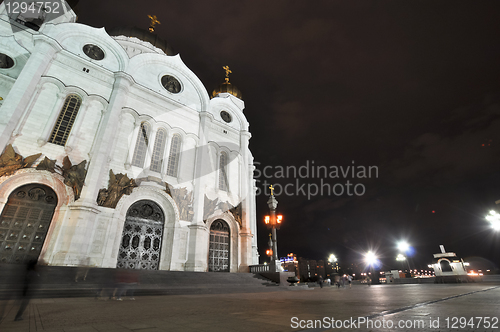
[264, 185, 283, 271]
[396, 253, 411, 273]
[397, 241, 412, 273]
[328, 254, 338, 272]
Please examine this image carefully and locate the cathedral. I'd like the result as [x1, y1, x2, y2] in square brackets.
[0, 1, 258, 272]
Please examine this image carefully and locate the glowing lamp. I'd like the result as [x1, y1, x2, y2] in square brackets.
[266, 249, 273, 256]
[277, 215, 283, 223]
[264, 216, 270, 225]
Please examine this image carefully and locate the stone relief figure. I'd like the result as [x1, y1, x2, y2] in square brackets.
[166, 185, 194, 221]
[202, 197, 242, 227]
[217, 201, 242, 228]
[35, 156, 87, 200]
[229, 202, 242, 228]
[203, 195, 219, 222]
[0, 145, 41, 177]
[35, 156, 57, 173]
[61, 156, 87, 200]
[97, 170, 137, 208]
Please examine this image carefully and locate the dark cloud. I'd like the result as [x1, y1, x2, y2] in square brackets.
[78, 0, 500, 269]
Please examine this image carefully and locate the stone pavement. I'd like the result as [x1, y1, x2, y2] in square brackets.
[0, 283, 499, 332]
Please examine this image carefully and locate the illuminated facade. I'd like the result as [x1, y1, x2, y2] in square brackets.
[0, 2, 258, 272]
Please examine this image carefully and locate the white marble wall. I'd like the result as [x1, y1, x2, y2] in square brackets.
[0, 11, 258, 272]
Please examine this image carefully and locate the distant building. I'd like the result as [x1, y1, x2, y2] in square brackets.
[296, 258, 338, 281]
[431, 245, 468, 282]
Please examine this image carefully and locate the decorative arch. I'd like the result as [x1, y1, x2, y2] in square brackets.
[127, 53, 210, 113]
[113, 186, 180, 270]
[208, 219, 230, 272]
[206, 212, 240, 273]
[117, 199, 164, 270]
[0, 169, 75, 263]
[48, 24, 130, 71]
[0, 183, 57, 263]
[439, 259, 453, 272]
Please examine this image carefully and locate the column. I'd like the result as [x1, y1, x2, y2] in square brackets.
[0, 36, 62, 149]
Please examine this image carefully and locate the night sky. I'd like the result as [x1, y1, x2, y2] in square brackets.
[78, 1, 500, 272]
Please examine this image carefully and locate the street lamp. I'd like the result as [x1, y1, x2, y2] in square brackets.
[328, 254, 338, 272]
[397, 241, 410, 253]
[396, 241, 412, 272]
[264, 185, 283, 271]
[364, 251, 378, 266]
[485, 210, 500, 231]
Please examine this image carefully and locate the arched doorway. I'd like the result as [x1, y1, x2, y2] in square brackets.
[440, 259, 453, 272]
[0, 184, 57, 264]
[208, 219, 230, 272]
[117, 200, 164, 270]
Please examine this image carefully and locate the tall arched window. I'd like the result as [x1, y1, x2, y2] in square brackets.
[150, 129, 167, 172]
[166, 134, 181, 177]
[219, 151, 228, 191]
[49, 94, 82, 146]
[131, 122, 151, 167]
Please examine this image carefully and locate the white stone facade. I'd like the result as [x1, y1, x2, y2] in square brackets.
[0, 2, 258, 272]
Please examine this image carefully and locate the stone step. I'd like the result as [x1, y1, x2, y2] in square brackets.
[0, 264, 282, 299]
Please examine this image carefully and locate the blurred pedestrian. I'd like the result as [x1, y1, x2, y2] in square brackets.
[14, 259, 39, 321]
[334, 274, 340, 288]
[318, 275, 324, 289]
[347, 275, 353, 288]
[75, 257, 91, 282]
[115, 269, 139, 300]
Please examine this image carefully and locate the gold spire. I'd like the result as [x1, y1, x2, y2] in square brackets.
[269, 184, 275, 196]
[211, 65, 243, 100]
[223, 65, 232, 83]
[148, 15, 161, 33]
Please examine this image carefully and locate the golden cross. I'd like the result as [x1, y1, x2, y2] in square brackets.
[269, 185, 274, 196]
[148, 15, 161, 32]
[223, 65, 232, 83]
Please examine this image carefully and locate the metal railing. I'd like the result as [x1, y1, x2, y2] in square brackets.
[249, 264, 271, 273]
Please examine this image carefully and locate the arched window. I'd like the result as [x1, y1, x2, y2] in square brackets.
[131, 122, 151, 167]
[49, 94, 82, 146]
[150, 129, 167, 172]
[166, 134, 181, 177]
[219, 151, 228, 191]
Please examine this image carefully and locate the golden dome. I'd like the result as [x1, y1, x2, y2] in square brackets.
[211, 82, 243, 100]
[211, 66, 243, 100]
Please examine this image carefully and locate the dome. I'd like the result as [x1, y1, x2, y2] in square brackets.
[211, 82, 243, 100]
[107, 26, 176, 56]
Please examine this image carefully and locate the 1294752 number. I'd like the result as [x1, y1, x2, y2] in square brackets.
[446, 317, 498, 329]
[5, 1, 61, 14]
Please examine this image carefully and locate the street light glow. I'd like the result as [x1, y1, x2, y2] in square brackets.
[364, 251, 378, 265]
[397, 241, 410, 252]
[486, 210, 500, 231]
[328, 254, 337, 263]
[396, 253, 406, 261]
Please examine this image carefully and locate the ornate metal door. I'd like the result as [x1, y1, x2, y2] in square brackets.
[208, 220, 230, 272]
[117, 200, 164, 270]
[0, 184, 57, 264]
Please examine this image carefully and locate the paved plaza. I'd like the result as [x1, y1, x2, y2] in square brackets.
[0, 283, 499, 332]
